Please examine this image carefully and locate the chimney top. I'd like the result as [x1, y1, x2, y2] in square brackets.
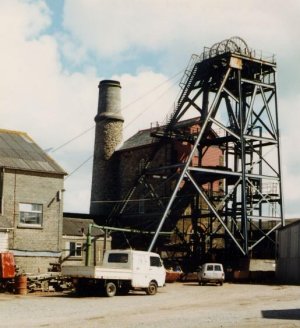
[95, 79, 124, 123]
[99, 80, 121, 88]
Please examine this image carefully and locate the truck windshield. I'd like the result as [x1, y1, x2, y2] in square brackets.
[150, 256, 162, 267]
[108, 253, 128, 263]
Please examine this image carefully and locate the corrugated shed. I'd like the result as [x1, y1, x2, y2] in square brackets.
[276, 219, 300, 284]
[0, 129, 66, 175]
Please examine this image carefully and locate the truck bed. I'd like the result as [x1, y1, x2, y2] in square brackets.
[62, 265, 133, 280]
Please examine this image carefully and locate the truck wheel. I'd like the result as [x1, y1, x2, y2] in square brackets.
[105, 282, 117, 297]
[145, 281, 157, 295]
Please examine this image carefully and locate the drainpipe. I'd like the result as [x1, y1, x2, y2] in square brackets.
[85, 224, 92, 266]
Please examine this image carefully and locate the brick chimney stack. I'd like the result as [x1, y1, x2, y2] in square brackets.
[90, 80, 124, 217]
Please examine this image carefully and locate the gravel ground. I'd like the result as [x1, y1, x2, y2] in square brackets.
[0, 282, 300, 328]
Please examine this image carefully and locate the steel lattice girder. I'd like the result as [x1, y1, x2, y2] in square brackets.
[149, 48, 284, 255]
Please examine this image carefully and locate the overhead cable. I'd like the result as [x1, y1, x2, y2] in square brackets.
[64, 72, 182, 179]
[51, 69, 183, 154]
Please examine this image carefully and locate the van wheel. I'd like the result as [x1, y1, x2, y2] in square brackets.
[198, 281, 202, 286]
[145, 281, 157, 295]
[105, 282, 117, 297]
[219, 281, 223, 286]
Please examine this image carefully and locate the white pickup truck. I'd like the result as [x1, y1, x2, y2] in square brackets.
[62, 249, 166, 297]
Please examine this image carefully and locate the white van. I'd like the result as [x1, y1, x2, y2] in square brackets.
[197, 263, 225, 286]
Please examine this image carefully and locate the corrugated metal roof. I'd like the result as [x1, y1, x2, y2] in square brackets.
[0, 129, 66, 175]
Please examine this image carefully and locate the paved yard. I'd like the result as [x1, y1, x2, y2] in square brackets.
[0, 283, 299, 327]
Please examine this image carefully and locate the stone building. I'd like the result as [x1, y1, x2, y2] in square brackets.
[0, 129, 66, 274]
[62, 213, 111, 266]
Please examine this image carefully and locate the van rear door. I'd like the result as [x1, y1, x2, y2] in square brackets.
[204, 264, 214, 280]
[213, 264, 223, 280]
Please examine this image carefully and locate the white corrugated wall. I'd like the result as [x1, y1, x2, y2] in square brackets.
[276, 222, 300, 284]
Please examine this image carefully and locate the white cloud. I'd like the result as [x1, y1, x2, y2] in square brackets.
[57, 32, 88, 66]
[0, 0, 50, 41]
[62, 0, 300, 63]
[116, 70, 179, 140]
[0, 0, 179, 213]
[0, 0, 96, 212]
[279, 94, 300, 216]
[2, 0, 300, 218]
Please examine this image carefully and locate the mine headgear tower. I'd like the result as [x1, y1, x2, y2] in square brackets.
[149, 37, 284, 256]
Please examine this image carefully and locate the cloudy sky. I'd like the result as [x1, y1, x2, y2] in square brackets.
[1, 0, 300, 217]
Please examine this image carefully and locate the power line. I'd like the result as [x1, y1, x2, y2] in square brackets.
[51, 125, 95, 153]
[65, 155, 93, 180]
[65, 71, 183, 179]
[121, 69, 184, 112]
[51, 69, 183, 154]
[124, 75, 181, 130]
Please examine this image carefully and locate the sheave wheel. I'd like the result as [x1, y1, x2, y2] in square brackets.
[145, 281, 157, 295]
[105, 282, 117, 297]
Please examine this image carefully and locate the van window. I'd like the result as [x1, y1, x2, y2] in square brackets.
[108, 253, 128, 263]
[214, 265, 222, 271]
[206, 265, 214, 271]
[150, 256, 162, 267]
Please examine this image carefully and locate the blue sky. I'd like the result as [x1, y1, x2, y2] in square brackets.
[1, 0, 300, 217]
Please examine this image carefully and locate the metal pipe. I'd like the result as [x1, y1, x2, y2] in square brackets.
[238, 69, 248, 254]
[85, 224, 92, 266]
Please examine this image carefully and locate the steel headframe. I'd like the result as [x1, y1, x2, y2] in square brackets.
[149, 37, 284, 256]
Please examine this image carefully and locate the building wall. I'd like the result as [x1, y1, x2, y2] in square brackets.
[1, 169, 64, 274]
[276, 221, 300, 284]
[174, 141, 223, 192]
[117, 136, 223, 216]
[118, 142, 174, 217]
[61, 235, 111, 266]
[14, 256, 57, 275]
[118, 144, 167, 198]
